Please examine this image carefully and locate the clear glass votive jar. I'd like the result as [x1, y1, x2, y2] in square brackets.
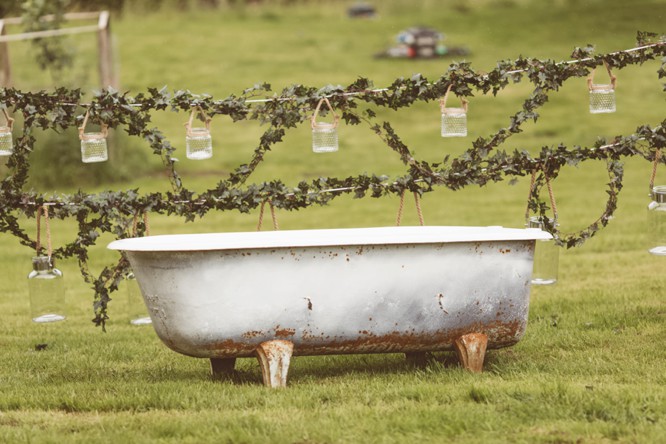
[589, 84, 616, 114]
[312, 123, 339, 153]
[80, 133, 108, 163]
[441, 107, 467, 137]
[648, 185, 666, 256]
[28, 256, 66, 323]
[0, 126, 13, 156]
[186, 127, 213, 160]
[528, 216, 559, 285]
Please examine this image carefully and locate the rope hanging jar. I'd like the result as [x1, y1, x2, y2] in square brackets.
[647, 149, 665, 255]
[184, 106, 213, 160]
[0, 107, 14, 156]
[588, 61, 617, 114]
[311, 97, 340, 153]
[395, 190, 425, 226]
[127, 212, 152, 325]
[256, 200, 279, 231]
[525, 170, 559, 285]
[440, 84, 468, 138]
[79, 109, 109, 163]
[28, 205, 66, 323]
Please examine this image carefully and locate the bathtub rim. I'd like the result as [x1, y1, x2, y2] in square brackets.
[107, 225, 551, 252]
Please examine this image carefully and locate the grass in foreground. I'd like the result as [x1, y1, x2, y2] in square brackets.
[1, 0, 665, 442]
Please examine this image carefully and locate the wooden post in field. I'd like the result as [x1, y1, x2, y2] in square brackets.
[0, 20, 12, 88]
[97, 11, 117, 89]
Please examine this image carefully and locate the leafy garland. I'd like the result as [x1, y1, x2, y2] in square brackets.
[0, 32, 664, 328]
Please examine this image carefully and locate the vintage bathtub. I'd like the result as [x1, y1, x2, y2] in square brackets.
[108, 226, 551, 387]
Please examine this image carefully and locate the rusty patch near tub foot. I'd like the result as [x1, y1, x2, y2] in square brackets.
[255, 339, 294, 388]
[275, 326, 296, 338]
[454, 333, 488, 373]
[201, 319, 524, 359]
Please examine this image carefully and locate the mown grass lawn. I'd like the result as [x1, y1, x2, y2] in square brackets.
[1, 0, 665, 442]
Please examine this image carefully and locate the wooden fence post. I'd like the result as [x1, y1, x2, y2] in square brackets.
[97, 11, 117, 89]
[0, 20, 12, 88]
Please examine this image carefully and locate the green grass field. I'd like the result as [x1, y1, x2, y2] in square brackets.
[1, 1, 665, 442]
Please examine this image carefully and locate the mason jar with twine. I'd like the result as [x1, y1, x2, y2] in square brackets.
[588, 61, 617, 114]
[184, 106, 213, 160]
[127, 211, 152, 325]
[525, 170, 559, 285]
[440, 84, 468, 138]
[311, 97, 340, 153]
[647, 148, 666, 255]
[28, 205, 66, 323]
[0, 107, 15, 156]
[79, 109, 109, 163]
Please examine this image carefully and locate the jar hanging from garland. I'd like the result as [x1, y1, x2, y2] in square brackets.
[185, 106, 213, 160]
[311, 97, 340, 153]
[79, 109, 109, 163]
[648, 185, 666, 256]
[440, 84, 468, 137]
[588, 62, 617, 114]
[0, 107, 14, 156]
[127, 212, 152, 324]
[527, 216, 559, 285]
[28, 207, 66, 323]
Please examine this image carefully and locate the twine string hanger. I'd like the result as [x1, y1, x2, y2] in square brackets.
[78, 108, 108, 140]
[587, 60, 617, 90]
[1, 107, 14, 129]
[35, 205, 53, 261]
[185, 106, 212, 136]
[649, 148, 662, 192]
[131, 211, 151, 237]
[525, 169, 558, 224]
[439, 84, 469, 114]
[256, 200, 279, 231]
[395, 190, 425, 226]
[311, 97, 340, 130]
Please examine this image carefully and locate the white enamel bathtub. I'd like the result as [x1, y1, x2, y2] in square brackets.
[108, 226, 550, 387]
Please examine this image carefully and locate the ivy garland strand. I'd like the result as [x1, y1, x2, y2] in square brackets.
[0, 32, 665, 328]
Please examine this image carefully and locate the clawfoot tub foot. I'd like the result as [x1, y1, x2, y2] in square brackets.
[454, 333, 488, 373]
[255, 340, 294, 388]
[210, 357, 236, 379]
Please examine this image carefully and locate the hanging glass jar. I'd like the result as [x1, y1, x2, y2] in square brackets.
[79, 109, 109, 163]
[440, 84, 468, 137]
[28, 206, 66, 323]
[126, 270, 151, 325]
[126, 212, 152, 324]
[185, 106, 213, 160]
[648, 185, 666, 256]
[29, 256, 66, 323]
[311, 97, 340, 153]
[527, 216, 559, 285]
[588, 62, 617, 114]
[0, 107, 14, 156]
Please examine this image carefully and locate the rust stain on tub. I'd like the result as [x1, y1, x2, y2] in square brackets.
[275, 327, 296, 338]
[201, 319, 525, 358]
[242, 330, 264, 339]
[290, 319, 525, 356]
